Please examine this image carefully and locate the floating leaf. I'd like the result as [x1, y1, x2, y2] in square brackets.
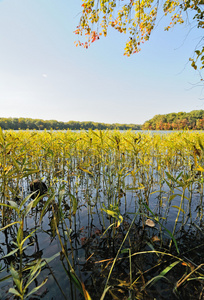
[143, 203, 179, 254]
[145, 219, 155, 227]
[152, 235, 160, 242]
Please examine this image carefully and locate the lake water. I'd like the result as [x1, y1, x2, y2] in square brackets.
[0, 172, 203, 299]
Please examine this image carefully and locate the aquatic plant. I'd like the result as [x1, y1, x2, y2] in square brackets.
[0, 129, 204, 299]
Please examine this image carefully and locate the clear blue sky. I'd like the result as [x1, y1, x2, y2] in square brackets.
[0, 0, 203, 125]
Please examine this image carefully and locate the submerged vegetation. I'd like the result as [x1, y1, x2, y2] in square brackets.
[0, 129, 204, 299]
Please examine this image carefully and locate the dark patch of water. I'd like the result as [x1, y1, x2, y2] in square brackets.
[0, 174, 204, 299]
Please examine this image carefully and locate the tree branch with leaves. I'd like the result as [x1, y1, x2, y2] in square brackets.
[75, 0, 203, 77]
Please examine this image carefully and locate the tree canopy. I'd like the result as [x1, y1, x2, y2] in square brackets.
[75, 0, 203, 77]
[0, 117, 141, 131]
[142, 109, 204, 130]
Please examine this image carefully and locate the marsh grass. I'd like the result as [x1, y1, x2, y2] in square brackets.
[0, 129, 204, 299]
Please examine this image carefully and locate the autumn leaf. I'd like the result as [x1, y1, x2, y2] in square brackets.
[145, 219, 155, 227]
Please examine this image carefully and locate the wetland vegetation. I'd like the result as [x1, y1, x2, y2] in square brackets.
[0, 129, 204, 299]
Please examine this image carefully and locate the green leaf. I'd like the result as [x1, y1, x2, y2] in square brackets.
[165, 171, 176, 182]
[39, 252, 60, 270]
[69, 270, 83, 294]
[197, 137, 204, 150]
[187, 277, 204, 282]
[58, 188, 65, 206]
[142, 275, 169, 290]
[78, 166, 94, 177]
[121, 248, 129, 254]
[22, 244, 31, 251]
[172, 205, 185, 214]
[175, 172, 183, 181]
[40, 192, 55, 223]
[103, 209, 117, 218]
[24, 267, 41, 290]
[0, 202, 19, 214]
[150, 190, 165, 195]
[25, 278, 48, 299]
[126, 187, 138, 191]
[19, 192, 35, 210]
[100, 286, 112, 300]
[33, 193, 45, 207]
[22, 169, 39, 177]
[168, 194, 181, 202]
[2, 248, 19, 258]
[89, 129, 99, 138]
[0, 221, 20, 231]
[100, 223, 115, 237]
[142, 260, 180, 289]
[7, 200, 18, 209]
[10, 265, 19, 279]
[11, 155, 20, 172]
[116, 215, 123, 227]
[17, 224, 23, 246]
[50, 215, 57, 237]
[21, 229, 37, 246]
[0, 127, 4, 144]
[10, 265, 21, 291]
[68, 192, 78, 216]
[9, 288, 21, 297]
[24, 200, 34, 217]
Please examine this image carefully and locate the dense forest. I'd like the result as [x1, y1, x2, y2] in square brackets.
[2, 110, 204, 131]
[142, 110, 204, 130]
[0, 117, 141, 130]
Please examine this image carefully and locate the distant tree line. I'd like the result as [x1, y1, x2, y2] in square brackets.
[0, 117, 141, 130]
[142, 110, 204, 130]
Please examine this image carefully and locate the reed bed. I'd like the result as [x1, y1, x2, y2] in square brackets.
[0, 129, 204, 299]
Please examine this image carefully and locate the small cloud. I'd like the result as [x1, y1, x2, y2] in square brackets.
[42, 74, 48, 78]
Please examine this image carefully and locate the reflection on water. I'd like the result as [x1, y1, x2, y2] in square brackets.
[0, 170, 203, 299]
